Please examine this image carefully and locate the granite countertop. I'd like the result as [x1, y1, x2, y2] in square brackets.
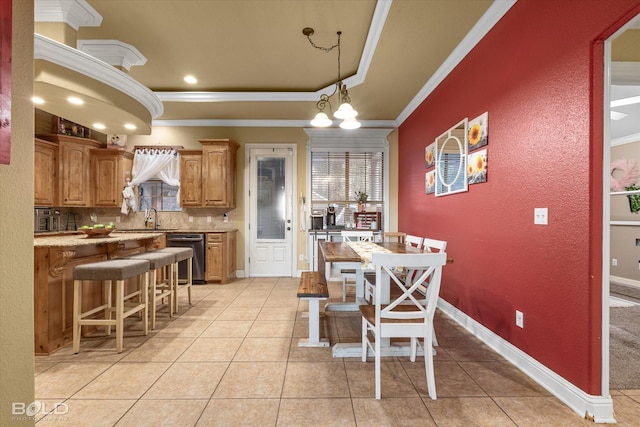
[34, 231, 164, 247]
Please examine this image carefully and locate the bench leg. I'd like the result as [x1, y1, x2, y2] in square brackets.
[298, 297, 329, 348]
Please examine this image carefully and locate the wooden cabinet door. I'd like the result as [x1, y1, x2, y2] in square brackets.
[34, 139, 57, 206]
[60, 141, 90, 206]
[202, 145, 227, 207]
[91, 150, 134, 207]
[201, 140, 238, 208]
[179, 152, 202, 206]
[93, 154, 118, 206]
[206, 233, 223, 282]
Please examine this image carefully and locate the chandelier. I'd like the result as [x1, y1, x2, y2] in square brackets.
[303, 28, 361, 129]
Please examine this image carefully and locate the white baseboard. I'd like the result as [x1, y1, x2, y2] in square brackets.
[610, 275, 640, 289]
[437, 298, 615, 424]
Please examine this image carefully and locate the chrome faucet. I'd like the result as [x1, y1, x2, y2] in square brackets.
[150, 208, 158, 229]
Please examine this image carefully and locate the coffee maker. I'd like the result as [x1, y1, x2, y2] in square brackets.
[326, 206, 336, 227]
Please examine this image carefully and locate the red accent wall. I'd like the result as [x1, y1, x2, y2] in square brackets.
[398, 0, 640, 394]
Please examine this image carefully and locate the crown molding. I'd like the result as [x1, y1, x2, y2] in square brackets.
[34, 0, 102, 31]
[34, 33, 164, 118]
[152, 119, 397, 128]
[395, 0, 517, 125]
[154, 0, 392, 103]
[77, 39, 147, 71]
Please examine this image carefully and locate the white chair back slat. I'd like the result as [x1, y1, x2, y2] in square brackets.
[341, 230, 374, 242]
[405, 235, 424, 248]
[422, 238, 447, 253]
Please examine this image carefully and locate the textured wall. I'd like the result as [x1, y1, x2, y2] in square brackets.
[0, 1, 35, 425]
[398, 0, 640, 394]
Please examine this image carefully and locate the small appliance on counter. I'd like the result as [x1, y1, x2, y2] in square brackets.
[34, 207, 61, 232]
[326, 206, 336, 227]
[310, 210, 324, 230]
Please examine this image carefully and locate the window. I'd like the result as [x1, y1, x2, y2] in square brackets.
[139, 180, 181, 212]
[310, 151, 384, 226]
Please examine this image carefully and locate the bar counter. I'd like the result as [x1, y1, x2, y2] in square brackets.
[34, 231, 166, 355]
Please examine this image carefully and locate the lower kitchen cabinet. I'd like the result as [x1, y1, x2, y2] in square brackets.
[206, 230, 237, 283]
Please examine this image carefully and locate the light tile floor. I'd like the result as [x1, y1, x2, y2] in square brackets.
[34, 278, 640, 426]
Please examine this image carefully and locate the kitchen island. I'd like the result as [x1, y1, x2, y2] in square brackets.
[34, 231, 165, 355]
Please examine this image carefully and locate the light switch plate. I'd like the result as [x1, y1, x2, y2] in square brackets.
[534, 208, 548, 225]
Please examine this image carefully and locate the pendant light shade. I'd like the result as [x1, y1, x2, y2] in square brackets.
[334, 102, 358, 120]
[339, 116, 361, 129]
[310, 112, 332, 127]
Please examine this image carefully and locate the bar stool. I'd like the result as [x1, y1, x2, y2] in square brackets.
[155, 247, 193, 314]
[73, 259, 150, 353]
[124, 251, 176, 329]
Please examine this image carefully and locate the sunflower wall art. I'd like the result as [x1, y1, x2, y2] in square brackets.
[468, 149, 487, 184]
[426, 170, 436, 194]
[425, 142, 436, 169]
[468, 112, 488, 151]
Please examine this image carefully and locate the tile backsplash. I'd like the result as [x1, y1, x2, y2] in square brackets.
[55, 208, 238, 232]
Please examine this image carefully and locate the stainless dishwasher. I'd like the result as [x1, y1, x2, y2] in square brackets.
[166, 233, 206, 284]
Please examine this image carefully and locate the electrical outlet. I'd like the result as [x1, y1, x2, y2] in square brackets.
[223, 213, 228, 223]
[115, 216, 120, 223]
[207, 216, 212, 223]
[516, 310, 524, 328]
[534, 208, 548, 225]
[188, 216, 193, 223]
[299, 254, 304, 261]
[612, 258, 618, 267]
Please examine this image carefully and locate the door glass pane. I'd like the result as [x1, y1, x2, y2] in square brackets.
[257, 157, 285, 239]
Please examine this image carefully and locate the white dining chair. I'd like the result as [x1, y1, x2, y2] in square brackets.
[408, 237, 448, 347]
[340, 230, 374, 302]
[360, 251, 446, 400]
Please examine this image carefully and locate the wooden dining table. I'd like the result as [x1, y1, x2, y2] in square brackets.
[317, 240, 429, 358]
[318, 240, 424, 312]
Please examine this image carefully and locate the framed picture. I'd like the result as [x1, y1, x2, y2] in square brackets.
[468, 112, 488, 152]
[468, 148, 487, 184]
[425, 170, 435, 194]
[425, 142, 435, 169]
[0, 0, 12, 165]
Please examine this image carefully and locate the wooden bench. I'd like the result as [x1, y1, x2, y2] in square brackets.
[297, 271, 330, 347]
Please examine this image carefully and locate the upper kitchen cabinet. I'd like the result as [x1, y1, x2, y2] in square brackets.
[34, 138, 58, 206]
[91, 149, 134, 207]
[201, 139, 239, 208]
[179, 140, 239, 209]
[179, 150, 203, 207]
[39, 134, 103, 207]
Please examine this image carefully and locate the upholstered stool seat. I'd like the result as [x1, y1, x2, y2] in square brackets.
[124, 251, 176, 330]
[155, 247, 193, 314]
[73, 259, 150, 353]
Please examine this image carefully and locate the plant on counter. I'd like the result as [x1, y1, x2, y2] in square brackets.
[355, 191, 368, 204]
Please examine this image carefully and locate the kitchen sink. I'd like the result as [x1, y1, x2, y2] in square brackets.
[114, 228, 177, 232]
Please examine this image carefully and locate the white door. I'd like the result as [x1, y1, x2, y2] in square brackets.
[247, 147, 295, 277]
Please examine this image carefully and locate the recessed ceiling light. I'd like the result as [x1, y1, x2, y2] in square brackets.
[67, 96, 84, 105]
[93, 123, 106, 130]
[124, 123, 137, 130]
[184, 75, 198, 84]
[32, 96, 45, 105]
